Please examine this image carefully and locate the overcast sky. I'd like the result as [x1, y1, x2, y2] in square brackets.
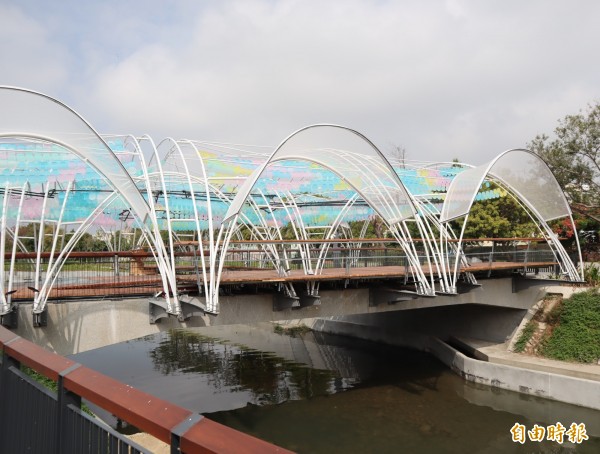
[2, 0, 600, 165]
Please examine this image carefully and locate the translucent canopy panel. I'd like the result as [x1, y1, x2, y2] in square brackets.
[235, 161, 375, 228]
[0, 87, 151, 223]
[154, 139, 271, 200]
[440, 165, 489, 222]
[103, 135, 148, 181]
[189, 141, 269, 180]
[489, 149, 570, 222]
[441, 149, 571, 222]
[0, 138, 128, 229]
[158, 140, 268, 180]
[224, 125, 416, 225]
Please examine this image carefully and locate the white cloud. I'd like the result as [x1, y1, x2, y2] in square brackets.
[3, 0, 600, 164]
[445, 0, 468, 18]
[0, 4, 70, 93]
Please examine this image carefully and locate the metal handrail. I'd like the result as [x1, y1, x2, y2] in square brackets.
[0, 325, 290, 453]
[2, 242, 560, 304]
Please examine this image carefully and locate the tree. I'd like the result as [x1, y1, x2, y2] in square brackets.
[528, 102, 600, 219]
[71, 232, 109, 252]
[463, 195, 536, 241]
[387, 144, 407, 169]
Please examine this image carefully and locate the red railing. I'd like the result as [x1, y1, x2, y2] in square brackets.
[0, 325, 292, 453]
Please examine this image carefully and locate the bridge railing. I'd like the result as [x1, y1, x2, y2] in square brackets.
[462, 246, 556, 264]
[4, 239, 559, 300]
[0, 325, 290, 453]
[218, 240, 557, 272]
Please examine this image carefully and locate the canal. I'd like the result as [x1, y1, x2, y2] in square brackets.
[72, 323, 600, 453]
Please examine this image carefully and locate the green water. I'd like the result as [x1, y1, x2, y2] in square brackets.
[72, 325, 600, 453]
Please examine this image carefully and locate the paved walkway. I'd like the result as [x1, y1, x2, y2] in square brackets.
[455, 337, 600, 383]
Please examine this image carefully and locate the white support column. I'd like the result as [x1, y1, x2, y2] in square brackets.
[315, 194, 358, 276]
[5, 183, 27, 310]
[0, 183, 11, 314]
[32, 185, 51, 301]
[33, 192, 120, 314]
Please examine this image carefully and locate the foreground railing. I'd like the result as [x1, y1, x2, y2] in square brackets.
[0, 325, 290, 453]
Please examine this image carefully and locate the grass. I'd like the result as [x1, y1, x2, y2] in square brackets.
[513, 320, 537, 353]
[273, 323, 311, 337]
[21, 366, 94, 415]
[584, 263, 600, 286]
[22, 365, 58, 392]
[540, 289, 600, 363]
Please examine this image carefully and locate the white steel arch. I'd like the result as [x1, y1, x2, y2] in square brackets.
[224, 124, 416, 225]
[0, 87, 178, 315]
[216, 124, 450, 311]
[0, 88, 584, 324]
[440, 148, 582, 285]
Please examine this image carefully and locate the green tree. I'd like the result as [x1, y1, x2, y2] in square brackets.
[463, 195, 536, 240]
[72, 232, 109, 252]
[528, 102, 600, 218]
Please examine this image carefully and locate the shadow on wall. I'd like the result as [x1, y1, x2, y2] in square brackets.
[14, 300, 208, 356]
[316, 303, 528, 348]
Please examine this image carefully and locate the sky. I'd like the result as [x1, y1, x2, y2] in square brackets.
[1, 0, 600, 165]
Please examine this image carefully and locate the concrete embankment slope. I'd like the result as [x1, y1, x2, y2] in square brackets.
[429, 337, 600, 411]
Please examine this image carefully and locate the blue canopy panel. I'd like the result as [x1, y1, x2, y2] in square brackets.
[1, 141, 504, 232]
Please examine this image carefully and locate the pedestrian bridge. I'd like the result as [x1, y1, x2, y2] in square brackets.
[0, 86, 584, 330]
[4, 236, 566, 328]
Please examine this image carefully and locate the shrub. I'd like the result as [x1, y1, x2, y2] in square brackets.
[541, 290, 600, 363]
[545, 299, 564, 325]
[584, 263, 600, 286]
[514, 320, 537, 353]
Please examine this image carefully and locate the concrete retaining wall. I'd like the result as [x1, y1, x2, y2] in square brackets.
[429, 337, 600, 411]
[13, 300, 206, 356]
[295, 299, 531, 350]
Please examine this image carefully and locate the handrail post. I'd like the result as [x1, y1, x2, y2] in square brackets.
[345, 247, 350, 274]
[114, 254, 120, 277]
[57, 363, 82, 453]
[0, 346, 20, 446]
[170, 413, 203, 454]
[488, 240, 495, 278]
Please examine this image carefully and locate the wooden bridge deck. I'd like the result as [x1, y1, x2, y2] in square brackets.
[10, 261, 556, 300]
[217, 261, 557, 284]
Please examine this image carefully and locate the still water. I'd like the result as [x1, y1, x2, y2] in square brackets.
[72, 324, 600, 453]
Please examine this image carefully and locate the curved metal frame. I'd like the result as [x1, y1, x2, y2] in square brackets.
[0, 89, 583, 321]
[440, 149, 582, 286]
[219, 125, 441, 304]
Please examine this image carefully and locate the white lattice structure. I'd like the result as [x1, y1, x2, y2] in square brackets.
[0, 86, 583, 324]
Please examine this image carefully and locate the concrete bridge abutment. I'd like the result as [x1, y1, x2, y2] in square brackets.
[10, 277, 580, 356]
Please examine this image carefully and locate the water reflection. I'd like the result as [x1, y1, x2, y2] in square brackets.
[72, 324, 600, 453]
[147, 329, 353, 405]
